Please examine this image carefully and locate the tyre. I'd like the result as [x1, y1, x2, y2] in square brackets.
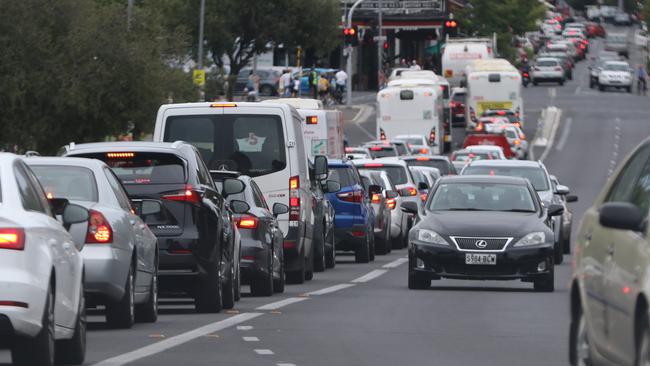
[313, 226, 326, 272]
[534, 261, 555, 292]
[589, 79, 594, 89]
[273, 254, 285, 293]
[55, 282, 86, 365]
[562, 223, 572, 255]
[599, 84, 605, 91]
[222, 260, 236, 309]
[305, 245, 314, 281]
[376, 225, 391, 255]
[369, 231, 376, 262]
[136, 262, 158, 323]
[260, 85, 273, 96]
[250, 256, 273, 297]
[325, 233, 336, 269]
[106, 263, 135, 328]
[408, 255, 429, 290]
[559, 79, 565, 86]
[569, 72, 573, 80]
[627, 86, 632, 93]
[12, 285, 55, 366]
[285, 249, 305, 284]
[355, 236, 370, 263]
[636, 313, 650, 366]
[569, 304, 593, 366]
[554, 239, 564, 265]
[194, 262, 223, 313]
[532, 79, 538, 86]
[234, 262, 241, 302]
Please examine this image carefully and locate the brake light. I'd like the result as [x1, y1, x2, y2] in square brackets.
[514, 122, 521, 128]
[523, 72, 529, 77]
[401, 187, 417, 197]
[380, 128, 387, 140]
[476, 123, 484, 132]
[386, 198, 396, 209]
[162, 185, 202, 205]
[306, 116, 318, 125]
[289, 175, 300, 221]
[210, 103, 237, 108]
[236, 216, 258, 229]
[86, 210, 113, 244]
[429, 130, 436, 144]
[106, 152, 135, 159]
[364, 163, 384, 168]
[0, 228, 25, 250]
[337, 190, 364, 203]
[345, 147, 354, 153]
[290, 176, 299, 190]
[416, 157, 430, 161]
[370, 146, 383, 151]
[371, 193, 381, 204]
[514, 139, 521, 145]
[419, 148, 429, 154]
[420, 193, 428, 202]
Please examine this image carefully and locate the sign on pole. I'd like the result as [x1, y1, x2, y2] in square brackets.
[193, 69, 206, 86]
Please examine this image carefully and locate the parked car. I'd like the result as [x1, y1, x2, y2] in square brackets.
[234, 68, 282, 96]
[0, 153, 90, 365]
[27, 157, 159, 328]
[61, 141, 244, 313]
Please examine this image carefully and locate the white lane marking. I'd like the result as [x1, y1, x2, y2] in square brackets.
[277, 363, 297, 366]
[608, 118, 622, 177]
[382, 257, 408, 269]
[539, 108, 563, 162]
[255, 349, 275, 355]
[237, 325, 253, 331]
[243, 336, 259, 342]
[92, 313, 262, 366]
[351, 269, 388, 283]
[255, 297, 308, 311]
[305, 283, 356, 296]
[555, 117, 572, 151]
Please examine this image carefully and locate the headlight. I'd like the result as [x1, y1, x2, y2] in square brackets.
[513, 232, 546, 247]
[414, 229, 449, 246]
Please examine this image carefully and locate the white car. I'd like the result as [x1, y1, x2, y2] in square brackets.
[465, 145, 507, 160]
[531, 57, 565, 86]
[0, 153, 90, 365]
[598, 60, 633, 92]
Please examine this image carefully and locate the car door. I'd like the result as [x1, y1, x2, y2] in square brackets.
[603, 150, 650, 364]
[249, 180, 278, 265]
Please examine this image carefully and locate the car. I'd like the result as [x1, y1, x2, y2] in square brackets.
[409, 166, 441, 203]
[531, 57, 565, 86]
[462, 134, 515, 159]
[614, 12, 632, 26]
[393, 135, 433, 155]
[538, 51, 574, 80]
[465, 145, 507, 160]
[345, 147, 370, 159]
[234, 68, 282, 96]
[604, 32, 629, 58]
[366, 144, 399, 159]
[589, 53, 621, 88]
[461, 159, 570, 264]
[403, 175, 563, 291]
[325, 159, 376, 263]
[549, 175, 576, 254]
[365, 140, 411, 156]
[635, 29, 649, 49]
[211, 171, 289, 296]
[450, 149, 496, 172]
[475, 116, 509, 132]
[450, 87, 467, 125]
[484, 124, 529, 159]
[152, 102, 329, 285]
[358, 170, 394, 255]
[61, 141, 244, 312]
[401, 155, 457, 176]
[0, 153, 90, 365]
[585, 21, 606, 38]
[570, 137, 650, 366]
[598, 60, 633, 92]
[27, 157, 159, 328]
[308, 163, 337, 271]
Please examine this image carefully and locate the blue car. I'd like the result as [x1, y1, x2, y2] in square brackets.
[325, 160, 378, 263]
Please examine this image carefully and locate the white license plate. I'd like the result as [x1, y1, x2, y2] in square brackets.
[465, 253, 497, 265]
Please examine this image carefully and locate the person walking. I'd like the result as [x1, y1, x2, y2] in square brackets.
[335, 69, 348, 96]
[308, 67, 319, 99]
[280, 69, 293, 97]
[292, 76, 300, 97]
[637, 64, 648, 96]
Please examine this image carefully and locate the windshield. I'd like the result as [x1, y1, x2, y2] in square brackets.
[74, 152, 186, 185]
[462, 166, 550, 191]
[31, 165, 98, 202]
[368, 147, 398, 158]
[360, 166, 409, 185]
[604, 63, 629, 71]
[452, 151, 492, 162]
[537, 60, 558, 67]
[164, 114, 286, 177]
[396, 137, 424, 146]
[406, 159, 453, 175]
[429, 183, 536, 212]
[328, 167, 357, 187]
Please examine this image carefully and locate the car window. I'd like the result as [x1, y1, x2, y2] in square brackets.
[104, 168, 133, 211]
[361, 166, 408, 185]
[452, 93, 465, 103]
[393, 143, 408, 155]
[537, 60, 558, 67]
[368, 146, 398, 158]
[250, 180, 268, 209]
[462, 166, 550, 191]
[406, 159, 452, 175]
[14, 163, 48, 214]
[329, 167, 356, 187]
[607, 145, 650, 205]
[194, 150, 213, 187]
[429, 183, 536, 212]
[30, 165, 99, 203]
[74, 152, 186, 185]
[631, 161, 650, 219]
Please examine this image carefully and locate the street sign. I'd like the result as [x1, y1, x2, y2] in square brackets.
[359, 0, 442, 10]
[193, 69, 206, 86]
[373, 35, 387, 41]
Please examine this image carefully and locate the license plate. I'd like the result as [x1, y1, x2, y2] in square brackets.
[465, 253, 497, 265]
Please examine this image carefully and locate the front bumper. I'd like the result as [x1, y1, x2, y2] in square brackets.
[82, 245, 131, 304]
[599, 79, 632, 87]
[410, 242, 554, 280]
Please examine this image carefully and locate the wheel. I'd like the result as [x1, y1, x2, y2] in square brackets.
[534, 261, 555, 292]
[569, 304, 593, 366]
[559, 79, 565, 86]
[313, 225, 326, 272]
[355, 235, 370, 263]
[106, 263, 135, 328]
[55, 282, 86, 365]
[563, 223, 572, 255]
[408, 254, 430, 290]
[136, 261, 158, 323]
[589, 79, 594, 89]
[285, 248, 305, 284]
[636, 314, 650, 366]
[304, 244, 314, 281]
[325, 232, 336, 269]
[627, 86, 632, 93]
[250, 255, 273, 297]
[234, 261, 241, 302]
[222, 260, 236, 309]
[532, 79, 538, 86]
[12, 285, 55, 366]
[554, 238, 564, 264]
[369, 230, 376, 262]
[599, 84, 605, 91]
[569, 72, 573, 80]
[273, 253, 285, 293]
[194, 262, 223, 313]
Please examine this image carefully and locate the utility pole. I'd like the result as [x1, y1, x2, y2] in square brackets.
[346, 0, 366, 106]
[197, 0, 206, 102]
[376, 0, 383, 91]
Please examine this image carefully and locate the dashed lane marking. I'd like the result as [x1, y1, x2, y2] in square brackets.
[351, 269, 388, 283]
[243, 336, 259, 342]
[277, 363, 297, 366]
[255, 297, 309, 311]
[305, 283, 356, 296]
[382, 257, 408, 269]
[237, 325, 253, 331]
[254, 349, 275, 355]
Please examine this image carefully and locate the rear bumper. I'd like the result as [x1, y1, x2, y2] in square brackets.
[334, 225, 367, 252]
[0, 273, 47, 338]
[82, 245, 131, 304]
[156, 236, 221, 293]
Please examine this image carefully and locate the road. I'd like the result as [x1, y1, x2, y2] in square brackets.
[2, 31, 649, 366]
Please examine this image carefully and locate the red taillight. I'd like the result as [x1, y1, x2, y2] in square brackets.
[380, 128, 387, 140]
[523, 72, 529, 77]
[163, 185, 202, 205]
[476, 123, 484, 132]
[337, 190, 364, 203]
[86, 210, 113, 244]
[283, 240, 296, 249]
[401, 187, 417, 197]
[289, 176, 300, 221]
[386, 198, 396, 210]
[416, 157, 430, 161]
[351, 231, 365, 237]
[370, 146, 383, 151]
[236, 215, 258, 229]
[371, 193, 381, 204]
[306, 116, 318, 125]
[429, 130, 436, 144]
[420, 193, 428, 202]
[364, 163, 384, 168]
[0, 228, 25, 250]
[419, 148, 429, 154]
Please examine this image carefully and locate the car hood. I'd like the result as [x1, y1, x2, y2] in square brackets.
[420, 210, 543, 238]
[601, 71, 630, 77]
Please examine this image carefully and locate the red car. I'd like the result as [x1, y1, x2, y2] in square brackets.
[586, 22, 606, 38]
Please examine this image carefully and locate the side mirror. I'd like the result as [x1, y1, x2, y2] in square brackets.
[400, 201, 419, 214]
[313, 155, 329, 181]
[323, 180, 341, 193]
[222, 178, 245, 198]
[547, 204, 564, 217]
[368, 184, 382, 196]
[555, 184, 570, 195]
[62, 203, 90, 226]
[140, 200, 162, 217]
[566, 195, 578, 203]
[418, 182, 430, 190]
[229, 200, 250, 214]
[272, 203, 289, 217]
[385, 190, 399, 199]
[49, 197, 70, 216]
[599, 202, 644, 231]
[398, 188, 412, 196]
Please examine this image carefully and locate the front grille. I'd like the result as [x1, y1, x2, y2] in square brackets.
[451, 237, 511, 251]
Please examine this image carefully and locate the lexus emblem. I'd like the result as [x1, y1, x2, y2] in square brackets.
[475, 240, 488, 249]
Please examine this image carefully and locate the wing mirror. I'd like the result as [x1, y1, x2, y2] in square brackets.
[313, 155, 329, 181]
[599, 202, 645, 231]
[222, 178, 245, 198]
[49, 197, 70, 216]
[322, 180, 341, 193]
[566, 195, 578, 203]
[229, 200, 250, 214]
[368, 184, 383, 196]
[385, 190, 399, 199]
[547, 204, 564, 217]
[62, 203, 90, 228]
[555, 184, 570, 195]
[272, 203, 289, 217]
[400, 201, 419, 214]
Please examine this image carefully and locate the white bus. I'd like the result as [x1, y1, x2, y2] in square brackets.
[441, 37, 495, 87]
[464, 59, 523, 131]
[376, 78, 445, 154]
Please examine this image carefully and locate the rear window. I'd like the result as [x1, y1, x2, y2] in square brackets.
[462, 166, 550, 191]
[164, 114, 286, 177]
[73, 152, 186, 185]
[537, 60, 558, 67]
[393, 143, 409, 156]
[361, 166, 408, 185]
[31, 165, 98, 202]
[452, 151, 491, 162]
[406, 159, 452, 175]
[452, 93, 465, 103]
[368, 147, 398, 158]
[329, 167, 357, 187]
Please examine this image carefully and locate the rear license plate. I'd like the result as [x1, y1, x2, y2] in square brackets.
[465, 253, 497, 265]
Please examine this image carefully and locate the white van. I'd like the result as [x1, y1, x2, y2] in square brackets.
[376, 78, 445, 154]
[464, 59, 524, 131]
[152, 102, 323, 284]
[262, 98, 345, 160]
[441, 38, 495, 87]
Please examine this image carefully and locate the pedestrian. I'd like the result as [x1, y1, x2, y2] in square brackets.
[245, 71, 259, 101]
[335, 69, 348, 94]
[280, 69, 293, 97]
[409, 60, 421, 70]
[399, 58, 408, 68]
[292, 76, 300, 97]
[308, 67, 319, 99]
[637, 64, 648, 96]
[318, 74, 330, 101]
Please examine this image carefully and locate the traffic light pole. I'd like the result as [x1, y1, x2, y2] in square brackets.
[376, 0, 383, 91]
[346, 0, 366, 106]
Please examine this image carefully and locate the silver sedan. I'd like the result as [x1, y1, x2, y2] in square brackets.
[27, 157, 159, 329]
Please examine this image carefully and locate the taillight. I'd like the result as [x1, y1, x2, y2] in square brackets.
[236, 215, 258, 229]
[429, 130, 436, 144]
[386, 198, 396, 210]
[337, 190, 364, 203]
[470, 107, 477, 122]
[476, 123, 484, 132]
[401, 187, 417, 197]
[162, 185, 202, 205]
[419, 148, 429, 154]
[523, 72, 529, 77]
[371, 193, 381, 204]
[514, 122, 521, 128]
[0, 228, 25, 250]
[86, 210, 113, 244]
[514, 139, 521, 145]
[520, 133, 526, 139]
[555, 67, 562, 71]
[289, 176, 300, 221]
[380, 128, 387, 140]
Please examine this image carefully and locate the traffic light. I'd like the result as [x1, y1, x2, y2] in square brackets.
[443, 19, 458, 37]
[383, 41, 389, 50]
[343, 26, 359, 46]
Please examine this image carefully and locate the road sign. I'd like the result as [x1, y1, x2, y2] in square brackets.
[193, 69, 206, 86]
[359, 0, 442, 10]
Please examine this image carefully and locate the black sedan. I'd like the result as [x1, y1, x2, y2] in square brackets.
[401, 175, 563, 292]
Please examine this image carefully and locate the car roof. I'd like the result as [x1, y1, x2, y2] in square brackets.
[466, 160, 543, 168]
[328, 159, 353, 168]
[24, 156, 107, 169]
[401, 155, 450, 162]
[438, 175, 530, 185]
[352, 158, 408, 167]
[604, 60, 629, 66]
[537, 57, 560, 62]
[466, 145, 503, 151]
[63, 141, 187, 155]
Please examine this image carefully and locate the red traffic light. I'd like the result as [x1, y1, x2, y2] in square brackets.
[343, 28, 356, 36]
[445, 20, 457, 28]
[383, 41, 389, 50]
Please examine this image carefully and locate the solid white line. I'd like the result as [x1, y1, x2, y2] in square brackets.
[92, 313, 263, 366]
[555, 117, 572, 151]
[255, 349, 275, 355]
[277, 363, 297, 366]
[243, 336, 259, 342]
[351, 269, 388, 283]
[382, 257, 408, 269]
[255, 297, 308, 311]
[305, 283, 356, 296]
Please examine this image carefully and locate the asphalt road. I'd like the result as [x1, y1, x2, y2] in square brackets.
[2, 27, 649, 366]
